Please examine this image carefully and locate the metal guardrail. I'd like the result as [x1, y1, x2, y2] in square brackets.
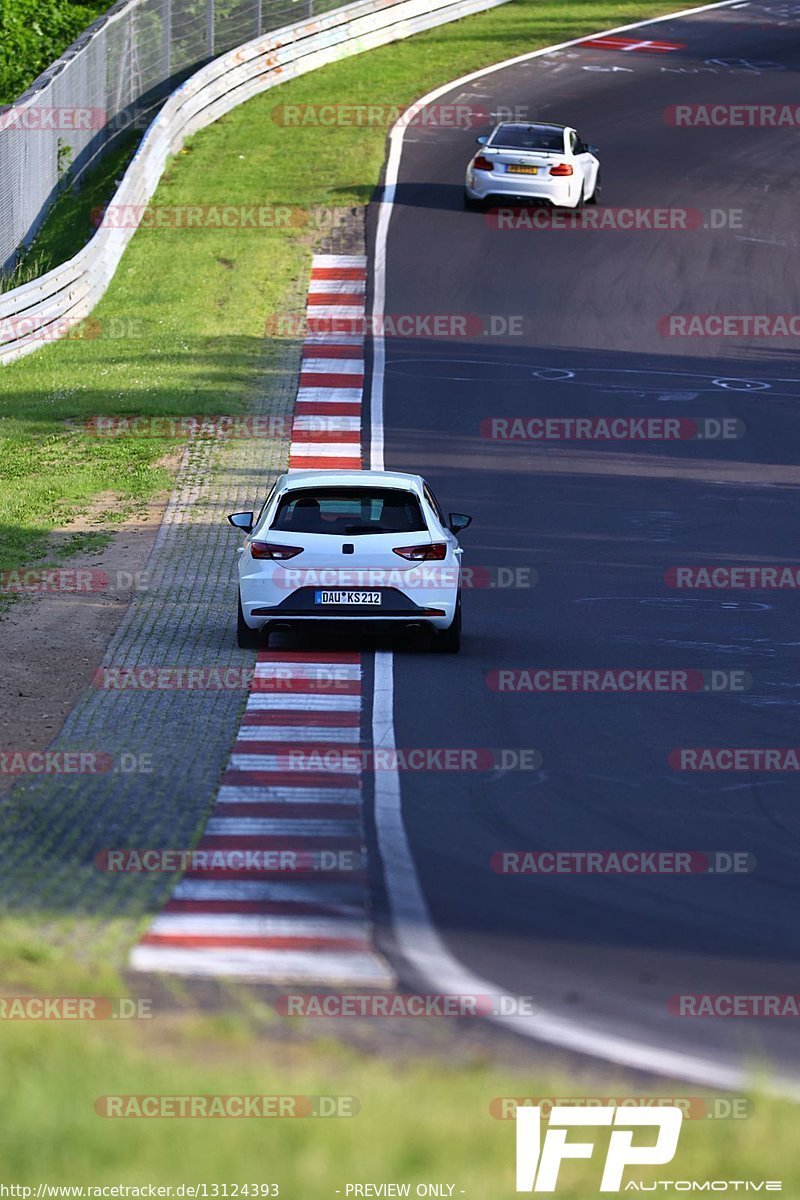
[0, 0, 510, 364]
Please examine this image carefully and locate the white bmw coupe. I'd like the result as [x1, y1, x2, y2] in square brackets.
[465, 121, 600, 210]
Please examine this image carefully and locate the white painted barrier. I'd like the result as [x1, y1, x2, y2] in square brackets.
[0, 0, 509, 364]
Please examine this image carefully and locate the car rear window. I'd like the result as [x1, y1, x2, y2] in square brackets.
[490, 127, 565, 152]
[270, 488, 426, 536]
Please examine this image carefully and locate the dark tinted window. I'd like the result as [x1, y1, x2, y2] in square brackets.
[271, 488, 426, 536]
[490, 126, 565, 152]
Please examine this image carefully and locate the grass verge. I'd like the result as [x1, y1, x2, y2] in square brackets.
[0, 1012, 796, 1191]
[1, 0, 687, 579]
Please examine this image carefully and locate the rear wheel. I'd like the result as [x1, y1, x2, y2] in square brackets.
[237, 593, 261, 649]
[432, 596, 461, 654]
[586, 170, 601, 204]
[463, 192, 485, 211]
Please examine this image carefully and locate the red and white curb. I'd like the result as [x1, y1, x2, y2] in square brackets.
[290, 253, 365, 472]
[582, 34, 684, 50]
[131, 254, 392, 984]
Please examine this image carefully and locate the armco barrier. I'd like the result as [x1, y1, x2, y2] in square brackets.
[0, 0, 509, 365]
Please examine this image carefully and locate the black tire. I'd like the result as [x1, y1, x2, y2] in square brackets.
[586, 170, 601, 205]
[555, 185, 584, 214]
[237, 593, 261, 649]
[463, 192, 485, 211]
[432, 596, 462, 654]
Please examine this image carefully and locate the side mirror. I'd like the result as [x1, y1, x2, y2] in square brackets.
[449, 513, 472, 533]
[588, 145, 599, 154]
[476, 135, 488, 145]
[228, 511, 254, 532]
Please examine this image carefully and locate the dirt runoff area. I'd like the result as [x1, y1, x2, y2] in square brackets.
[0, 491, 170, 795]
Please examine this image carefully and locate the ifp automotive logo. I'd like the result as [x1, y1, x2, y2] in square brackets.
[514, 1106, 782, 1193]
[515, 1105, 682, 1192]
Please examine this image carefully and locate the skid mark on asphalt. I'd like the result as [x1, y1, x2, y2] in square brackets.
[131, 254, 393, 983]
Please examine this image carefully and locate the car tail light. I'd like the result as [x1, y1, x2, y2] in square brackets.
[250, 541, 303, 560]
[473, 156, 494, 172]
[393, 543, 447, 561]
[549, 163, 574, 176]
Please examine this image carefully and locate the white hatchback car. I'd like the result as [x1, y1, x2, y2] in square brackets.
[465, 121, 600, 210]
[229, 470, 471, 652]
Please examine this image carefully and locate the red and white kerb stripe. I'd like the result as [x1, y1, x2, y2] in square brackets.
[131, 254, 392, 983]
[581, 35, 685, 52]
[290, 253, 365, 471]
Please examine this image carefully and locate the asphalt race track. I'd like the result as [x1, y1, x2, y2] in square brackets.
[366, 0, 800, 1085]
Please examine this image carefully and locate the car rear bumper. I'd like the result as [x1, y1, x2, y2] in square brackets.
[240, 585, 457, 631]
[466, 170, 576, 206]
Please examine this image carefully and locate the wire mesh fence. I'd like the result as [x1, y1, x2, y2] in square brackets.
[0, 0, 329, 273]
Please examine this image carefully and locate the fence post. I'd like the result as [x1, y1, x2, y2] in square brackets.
[162, 0, 171, 78]
[207, 0, 215, 57]
[255, 0, 262, 36]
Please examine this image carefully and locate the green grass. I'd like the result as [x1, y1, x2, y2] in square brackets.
[0, 0, 686, 579]
[0, 916, 137, 994]
[0, 1013, 796, 1191]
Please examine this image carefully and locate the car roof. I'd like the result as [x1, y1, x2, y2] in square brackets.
[277, 469, 425, 495]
